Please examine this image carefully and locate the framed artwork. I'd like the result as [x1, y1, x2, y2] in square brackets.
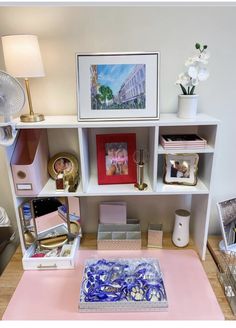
[96, 133, 137, 185]
[48, 152, 79, 180]
[217, 198, 236, 252]
[76, 52, 159, 121]
[163, 153, 199, 186]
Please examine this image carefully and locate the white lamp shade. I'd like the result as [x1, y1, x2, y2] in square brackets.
[1, 35, 45, 78]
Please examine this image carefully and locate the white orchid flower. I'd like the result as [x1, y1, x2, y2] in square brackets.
[185, 57, 195, 66]
[176, 43, 210, 94]
[197, 52, 210, 65]
[176, 73, 190, 86]
[198, 68, 209, 81]
[185, 55, 199, 66]
[188, 66, 198, 79]
[191, 78, 199, 86]
[185, 51, 210, 66]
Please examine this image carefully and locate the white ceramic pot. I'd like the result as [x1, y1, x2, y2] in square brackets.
[172, 209, 190, 247]
[178, 94, 198, 119]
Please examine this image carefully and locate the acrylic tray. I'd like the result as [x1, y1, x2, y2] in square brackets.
[217, 251, 236, 315]
[97, 224, 141, 250]
[79, 257, 168, 312]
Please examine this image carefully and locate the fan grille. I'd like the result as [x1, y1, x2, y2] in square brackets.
[0, 71, 25, 117]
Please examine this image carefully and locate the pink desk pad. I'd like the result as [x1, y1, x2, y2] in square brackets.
[2, 249, 224, 320]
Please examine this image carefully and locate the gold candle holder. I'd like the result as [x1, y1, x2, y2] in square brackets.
[133, 149, 148, 191]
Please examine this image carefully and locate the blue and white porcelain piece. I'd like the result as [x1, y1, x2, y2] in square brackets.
[79, 258, 168, 311]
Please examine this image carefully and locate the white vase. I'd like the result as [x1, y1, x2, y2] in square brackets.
[172, 209, 190, 247]
[178, 94, 198, 119]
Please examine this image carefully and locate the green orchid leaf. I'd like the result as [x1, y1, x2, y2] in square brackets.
[180, 84, 187, 95]
[190, 86, 195, 95]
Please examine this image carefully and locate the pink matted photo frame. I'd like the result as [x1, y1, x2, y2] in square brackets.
[96, 133, 137, 185]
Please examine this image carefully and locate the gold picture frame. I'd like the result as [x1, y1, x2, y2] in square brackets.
[48, 152, 79, 180]
[163, 153, 199, 186]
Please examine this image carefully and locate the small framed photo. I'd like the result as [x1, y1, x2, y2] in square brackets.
[217, 198, 236, 252]
[48, 152, 79, 180]
[76, 52, 159, 121]
[163, 153, 199, 186]
[96, 133, 137, 185]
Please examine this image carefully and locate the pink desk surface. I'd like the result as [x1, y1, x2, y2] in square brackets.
[3, 249, 224, 320]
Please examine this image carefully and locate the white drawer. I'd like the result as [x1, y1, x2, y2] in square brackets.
[22, 236, 80, 270]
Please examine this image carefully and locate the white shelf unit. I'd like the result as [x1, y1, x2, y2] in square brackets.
[1, 113, 219, 260]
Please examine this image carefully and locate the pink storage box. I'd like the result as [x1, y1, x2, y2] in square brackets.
[11, 129, 49, 196]
[99, 202, 127, 224]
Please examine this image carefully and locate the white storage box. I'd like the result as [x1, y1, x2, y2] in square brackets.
[22, 235, 80, 270]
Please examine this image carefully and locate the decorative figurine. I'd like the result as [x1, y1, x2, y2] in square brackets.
[55, 171, 65, 191]
[68, 172, 80, 192]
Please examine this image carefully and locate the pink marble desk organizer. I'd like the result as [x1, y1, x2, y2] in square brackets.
[97, 223, 141, 250]
[11, 129, 49, 196]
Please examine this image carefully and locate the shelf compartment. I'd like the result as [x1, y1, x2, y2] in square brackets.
[156, 177, 209, 195]
[157, 151, 213, 193]
[80, 126, 157, 193]
[38, 177, 83, 197]
[86, 172, 153, 196]
[14, 178, 83, 198]
[158, 123, 218, 152]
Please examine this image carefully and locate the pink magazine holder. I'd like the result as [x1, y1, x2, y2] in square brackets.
[11, 129, 49, 196]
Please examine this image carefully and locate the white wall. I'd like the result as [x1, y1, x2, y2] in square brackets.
[0, 4, 235, 233]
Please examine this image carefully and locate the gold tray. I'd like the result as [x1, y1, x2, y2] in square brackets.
[39, 234, 68, 249]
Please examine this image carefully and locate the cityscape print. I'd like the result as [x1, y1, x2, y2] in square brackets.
[90, 64, 146, 110]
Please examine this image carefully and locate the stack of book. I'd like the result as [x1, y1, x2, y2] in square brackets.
[160, 134, 207, 149]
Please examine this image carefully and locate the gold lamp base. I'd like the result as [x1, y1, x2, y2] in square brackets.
[20, 113, 45, 123]
[20, 79, 45, 123]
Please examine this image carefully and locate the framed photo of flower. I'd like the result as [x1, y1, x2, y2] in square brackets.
[163, 153, 199, 186]
[96, 133, 137, 185]
[76, 52, 159, 121]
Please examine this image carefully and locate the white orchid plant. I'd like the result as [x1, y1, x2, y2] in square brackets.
[176, 43, 210, 95]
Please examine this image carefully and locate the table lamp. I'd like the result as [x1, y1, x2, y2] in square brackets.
[2, 34, 45, 122]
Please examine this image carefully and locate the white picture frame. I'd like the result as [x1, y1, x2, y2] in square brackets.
[76, 52, 159, 121]
[164, 153, 199, 186]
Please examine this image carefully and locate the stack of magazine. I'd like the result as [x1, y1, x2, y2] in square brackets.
[160, 134, 207, 149]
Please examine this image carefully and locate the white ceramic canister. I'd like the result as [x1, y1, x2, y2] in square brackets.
[172, 209, 191, 247]
[177, 94, 198, 119]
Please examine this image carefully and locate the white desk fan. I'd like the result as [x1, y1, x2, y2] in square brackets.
[0, 70, 25, 145]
